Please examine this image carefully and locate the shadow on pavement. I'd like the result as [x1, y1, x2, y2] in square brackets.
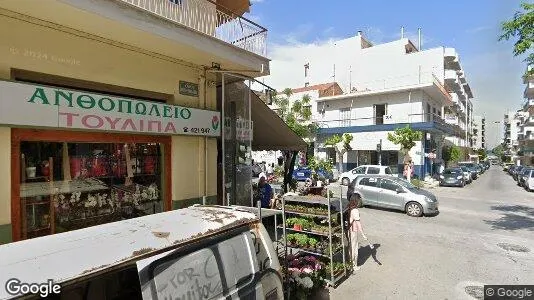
[484, 204, 534, 231]
[362, 206, 439, 218]
[358, 244, 382, 267]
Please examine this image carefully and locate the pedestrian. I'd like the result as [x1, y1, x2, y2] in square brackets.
[258, 175, 273, 209]
[349, 196, 372, 272]
[266, 163, 274, 177]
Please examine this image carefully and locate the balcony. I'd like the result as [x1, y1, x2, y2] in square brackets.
[524, 81, 534, 99]
[463, 83, 473, 98]
[0, 0, 269, 76]
[444, 70, 461, 91]
[444, 47, 461, 70]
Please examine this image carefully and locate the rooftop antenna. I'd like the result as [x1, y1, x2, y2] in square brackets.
[418, 28, 422, 50]
[401, 26, 404, 39]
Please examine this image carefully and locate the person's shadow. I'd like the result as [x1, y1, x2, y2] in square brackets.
[357, 244, 382, 267]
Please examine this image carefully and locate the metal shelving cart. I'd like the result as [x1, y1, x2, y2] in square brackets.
[279, 186, 349, 287]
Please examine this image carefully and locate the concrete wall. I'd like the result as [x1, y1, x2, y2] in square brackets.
[0, 14, 218, 243]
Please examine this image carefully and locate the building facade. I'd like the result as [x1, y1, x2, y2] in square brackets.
[0, 0, 271, 244]
[518, 65, 534, 165]
[308, 32, 474, 179]
[472, 115, 486, 150]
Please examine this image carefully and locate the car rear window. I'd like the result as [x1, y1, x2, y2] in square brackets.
[367, 167, 380, 174]
[444, 169, 461, 174]
[359, 177, 379, 187]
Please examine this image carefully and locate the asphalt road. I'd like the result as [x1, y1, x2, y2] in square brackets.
[326, 166, 534, 300]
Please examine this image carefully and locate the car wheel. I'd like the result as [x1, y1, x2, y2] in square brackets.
[342, 177, 350, 186]
[461, 181, 465, 188]
[406, 202, 423, 217]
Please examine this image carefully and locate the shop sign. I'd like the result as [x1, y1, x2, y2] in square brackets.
[0, 81, 220, 137]
[179, 81, 199, 97]
[223, 118, 253, 141]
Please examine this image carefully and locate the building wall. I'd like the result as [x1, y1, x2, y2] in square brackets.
[317, 91, 425, 126]
[0, 14, 218, 242]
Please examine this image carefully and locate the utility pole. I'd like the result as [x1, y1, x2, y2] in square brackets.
[377, 139, 382, 165]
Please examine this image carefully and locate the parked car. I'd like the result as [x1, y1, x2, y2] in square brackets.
[458, 162, 479, 180]
[524, 169, 534, 191]
[513, 166, 525, 181]
[508, 164, 517, 175]
[292, 165, 333, 182]
[459, 166, 473, 184]
[346, 175, 439, 217]
[339, 165, 394, 186]
[519, 167, 534, 187]
[439, 168, 465, 187]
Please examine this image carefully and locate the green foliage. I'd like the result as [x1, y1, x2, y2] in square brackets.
[477, 148, 487, 160]
[273, 90, 317, 140]
[492, 144, 504, 157]
[387, 125, 423, 154]
[411, 179, 424, 188]
[325, 133, 353, 150]
[307, 156, 334, 175]
[499, 2, 534, 76]
[443, 145, 462, 164]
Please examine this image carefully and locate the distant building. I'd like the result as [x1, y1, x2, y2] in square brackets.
[472, 115, 486, 150]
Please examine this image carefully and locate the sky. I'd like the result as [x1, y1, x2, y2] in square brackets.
[245, 0, 528, 149]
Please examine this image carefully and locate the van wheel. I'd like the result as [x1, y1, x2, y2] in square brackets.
[406, 202, 423, 217]
[342, 177, 350, 186]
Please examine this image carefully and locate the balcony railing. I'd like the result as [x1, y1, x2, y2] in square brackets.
[119, 0, 267, 56]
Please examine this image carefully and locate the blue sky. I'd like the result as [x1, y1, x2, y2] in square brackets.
[246, 0, 528, 148]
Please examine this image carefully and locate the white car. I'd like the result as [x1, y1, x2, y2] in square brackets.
[525, 170, 534, 192]
[340, 165, 394, 185]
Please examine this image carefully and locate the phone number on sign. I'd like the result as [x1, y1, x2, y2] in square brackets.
[183, 127, 211, 134]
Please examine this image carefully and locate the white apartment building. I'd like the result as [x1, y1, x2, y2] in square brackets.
[309, 32, 474, 179]
[518, 65, 534, 164]
[503, 110, 525, 164]
[472, 115, 486, 150]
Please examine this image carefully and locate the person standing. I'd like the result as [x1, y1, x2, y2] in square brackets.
[266, 163, 274, 177]
[349, 196, 371, 272]
[258, 176, 273, 208]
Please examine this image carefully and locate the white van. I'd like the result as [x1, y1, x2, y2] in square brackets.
[339, 165, 394, 185]
[0, 206, 283, 300]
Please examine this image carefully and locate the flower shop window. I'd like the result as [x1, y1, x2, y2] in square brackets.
[18, 140, 164, 239]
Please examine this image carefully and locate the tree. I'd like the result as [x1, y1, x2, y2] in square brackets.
[492, 144, 504, 157]
[387, 125, 423, 160]
[443, 145, 462, 167]
[477, 148, 487, 161]
[324, 133, 354, 172]
[499, 2, 534, 76]
[272, 90, 317, 141]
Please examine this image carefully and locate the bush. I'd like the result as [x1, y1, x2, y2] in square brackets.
[411, 179, 424, 188]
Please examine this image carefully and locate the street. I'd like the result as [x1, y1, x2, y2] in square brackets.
[328, 166, 534, 299]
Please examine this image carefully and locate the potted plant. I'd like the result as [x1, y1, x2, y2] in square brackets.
[308, 237, 318, 251]
[295, 234, 308, 249]
[287, 234, 297, 247]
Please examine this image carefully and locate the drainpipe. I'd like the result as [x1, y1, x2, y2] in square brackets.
[200, 68, 208, 202]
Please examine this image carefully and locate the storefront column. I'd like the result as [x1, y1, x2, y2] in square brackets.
[0, 127, 11, 244]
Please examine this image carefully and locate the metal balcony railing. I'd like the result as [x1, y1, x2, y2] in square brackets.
[119, 0, 267, 56]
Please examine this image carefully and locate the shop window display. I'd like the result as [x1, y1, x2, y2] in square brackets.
[20, 141, 163, 239]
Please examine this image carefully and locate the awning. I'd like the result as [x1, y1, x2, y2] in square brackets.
[250, 90, 307, 151]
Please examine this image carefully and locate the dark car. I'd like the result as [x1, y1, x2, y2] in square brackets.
[459, 166, 473, 184]
[508, 165, 517, 175]
[458, 162, 479, 180]
[439, 168, 465, 187]
[292, 166, 333, 181]
[513, 166, 525, 181]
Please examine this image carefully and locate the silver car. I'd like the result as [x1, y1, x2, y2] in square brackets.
[347, 175, 439, 217]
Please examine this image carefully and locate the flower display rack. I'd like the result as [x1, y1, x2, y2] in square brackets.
[279, 189, 349, 290]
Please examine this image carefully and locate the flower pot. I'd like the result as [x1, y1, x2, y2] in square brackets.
[294, 224, 303, 231]
[26, 167, 36, 178]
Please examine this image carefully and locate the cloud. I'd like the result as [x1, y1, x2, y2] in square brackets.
[465, 26, 492, 34]
[250, 0, 263, 3]
[246, 13, 261, 23]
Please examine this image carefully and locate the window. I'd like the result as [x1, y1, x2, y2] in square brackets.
[367, 167, 380, 174]
[385, 167, 392, 175]
[352, 166, 366, 174]
[359, 177, 378, 187]
[380, 179, 400, 191]
[426, 104, 431, 122]
[340, 108, 351, 127]
[374, 104, 387, 125]
[18, 139, 165, 240]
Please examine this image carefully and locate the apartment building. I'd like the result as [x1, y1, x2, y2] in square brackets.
[309, 31, 474, 179]
[518, 65, 534, 165]
[503, 110, 525, 163]
[472, 115, 486, 150]
[0, 0, 308, 245]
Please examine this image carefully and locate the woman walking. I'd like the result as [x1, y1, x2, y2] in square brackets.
[348, 195, 372, 272]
